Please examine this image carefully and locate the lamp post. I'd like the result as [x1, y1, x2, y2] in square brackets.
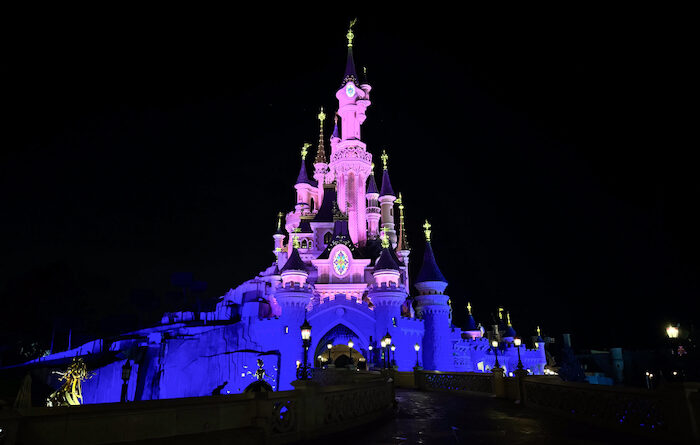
[368, 345, 373, 368]
[348, 340, 354, 369]
[327, 342, 333, 365]
[666, 324, 681, 380]
[390, 344, 396, 368]
[514, 337, 524, 371]
[491, 340, 500, 369]
[297, 318, 312, 380]
[380, 339, 387, 369]
[120, 359, 132, 403]
[414, 343, 421, 368]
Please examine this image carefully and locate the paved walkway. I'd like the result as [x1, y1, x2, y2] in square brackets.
[314, 389, 676, 445]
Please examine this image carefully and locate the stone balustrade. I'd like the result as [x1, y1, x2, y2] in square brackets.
[0, 376, 395, 445]
[404, 369, 700, 444]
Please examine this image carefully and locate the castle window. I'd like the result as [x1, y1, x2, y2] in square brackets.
[301, 239, 308, 249]
[324, 232, 332, 245]
[392, 317, 397, 327]
[308, 240, 313, 249]
[285, 326, 289, 334]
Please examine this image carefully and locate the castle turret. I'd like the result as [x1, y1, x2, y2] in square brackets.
[463, 302, 481, 339]
[329, 20, 372, 246]
[414, 220, 452, 371]
[503, 311, 517, 342]
[365, 163, 381, 238]
[295, 143, 317, 216]
[378, 150, 397, 248]
[368, 231, 408, 369]
[273, 212, 286, 260]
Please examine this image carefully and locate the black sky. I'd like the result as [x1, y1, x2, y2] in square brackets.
[1, 11, 696, 353]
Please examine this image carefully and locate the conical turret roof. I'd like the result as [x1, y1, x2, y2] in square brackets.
[380, 169, 394, 197]
[280, 247, 306, 273]
[367, 171, 378, 194]
[416, 241, 447, 283]
[375, 247, 401, 271]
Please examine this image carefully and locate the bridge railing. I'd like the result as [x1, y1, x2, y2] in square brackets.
[0, 376, 395, 445]
[404, 369, 699, 443]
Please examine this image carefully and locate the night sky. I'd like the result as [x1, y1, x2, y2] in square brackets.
[2, 12, 696, 355]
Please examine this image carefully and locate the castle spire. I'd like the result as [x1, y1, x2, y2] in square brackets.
[379, 149, 395, 197]
[332, 114, 339, 139]
[367, 163, 379, 194]
[342, 19, 358, 86]
[314, 107, 327, 164]
[466, 301, 478, 330]
[396, 192, 409, 251]
[416, 220, 447, 284]
[296, 143, 313, 185]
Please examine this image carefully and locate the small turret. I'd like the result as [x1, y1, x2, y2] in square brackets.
[280, 240, 308, 287]
[504, 311, 517, 341]
[366, 163, 381, 238]
[273, 212, 286, 259]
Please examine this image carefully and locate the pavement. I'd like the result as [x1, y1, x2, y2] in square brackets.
[311, 389, 679, 445]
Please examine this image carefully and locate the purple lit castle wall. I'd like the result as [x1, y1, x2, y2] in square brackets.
[23, 23, 547, 403]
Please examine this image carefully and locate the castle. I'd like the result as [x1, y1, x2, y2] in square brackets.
[26, 24, 546, 402]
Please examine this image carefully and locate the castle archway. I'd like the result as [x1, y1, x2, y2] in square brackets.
[312, 323, 367, 368]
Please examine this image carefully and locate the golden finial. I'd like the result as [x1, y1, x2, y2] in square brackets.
[507, 312, 513, 327]
[422, 219, 432, 242]
[370, 162, 375, 174]
[537, 326, 541, 336]
[301, 142, 311, 160]
[498, 307, 504, 320]
[381, 149, 389, 170]
[293, 235, 300, 249]
[467, 302, 472, 315]
[381, 226, 390, 248]
[347, 18, 357, 47]
[397, 192, 404, 210]
[318, 107, 326, 122]
[277, 212, 283, 231]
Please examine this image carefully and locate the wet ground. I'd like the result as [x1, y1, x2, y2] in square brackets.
[312, 389, 678, 445]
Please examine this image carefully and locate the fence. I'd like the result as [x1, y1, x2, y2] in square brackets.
[0, 373, 394, 445]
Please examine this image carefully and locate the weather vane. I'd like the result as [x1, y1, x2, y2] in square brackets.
[347, 18, 357, 47]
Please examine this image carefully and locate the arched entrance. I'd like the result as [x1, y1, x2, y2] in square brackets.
[313, 324, 367, 369]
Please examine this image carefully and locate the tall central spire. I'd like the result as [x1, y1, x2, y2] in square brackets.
[342, 19, 358, 86]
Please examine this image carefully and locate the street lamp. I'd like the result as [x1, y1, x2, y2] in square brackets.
[384, 331, 392, 346]
[120, 359, 132, 403]
[380, 339, 387, 369]
[348, 340, 354, 367]
[513, 337, 524, 371]
[297, 318, 312, 380]
[491, 340, 500, 369]
[666, 325, 679, 339]
[390, 344, 396, 367]
[326, 342, 333, 365]
[414, 343, 421, 367]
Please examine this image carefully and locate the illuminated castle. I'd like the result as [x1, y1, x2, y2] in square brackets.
[26, 23, 547, 402]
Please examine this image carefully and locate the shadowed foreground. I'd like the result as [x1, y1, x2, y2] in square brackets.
[309, 389, 678, 445]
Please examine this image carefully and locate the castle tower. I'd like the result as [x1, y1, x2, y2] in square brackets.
[414, 220, 452, 371]
[276, 243, 313, 382]
[313, 108, 330, 201]
[329, 21, 372, 246]
[368, 231, 408, 368]
[379, 150, 397, 248]
[365, 164, 381, 238]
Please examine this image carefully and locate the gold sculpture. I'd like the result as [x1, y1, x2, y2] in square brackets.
[46, 357, 93, 407]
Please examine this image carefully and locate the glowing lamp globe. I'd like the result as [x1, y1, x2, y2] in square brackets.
[390, 345, 396, 352]
[327, 342, 333, 350]
[368, 345, 373, 351]
[380, 340, 386, 348]
[300, 319, 312, 341]
[491, 340, 499, 348]
[666, 325, 679, 339]
[348, 340, 354, 349]
[384, 331, 392, 345]
[414, 343, 420, 352]
[513, 337, 522, 347]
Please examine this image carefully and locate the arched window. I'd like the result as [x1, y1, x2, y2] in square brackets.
[310, 198, 315, 212]
[301, 239, 308, 249]
[308, 240, 313, 249]
[324, 232, 332, 245]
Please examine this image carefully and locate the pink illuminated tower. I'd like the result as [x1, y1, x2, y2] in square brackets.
[329, 23, 373, 246]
